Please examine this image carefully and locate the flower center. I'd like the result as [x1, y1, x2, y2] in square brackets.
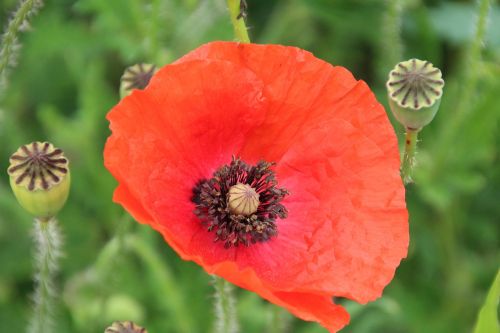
[228, 183, 259, 216]
[192, 157, 288, 248]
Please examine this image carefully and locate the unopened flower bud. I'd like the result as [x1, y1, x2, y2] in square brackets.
[105, 321, 147, 333]
[7, 142, 70, 219]
[120, 63, 156, 98]
[387, 59, 444, 130]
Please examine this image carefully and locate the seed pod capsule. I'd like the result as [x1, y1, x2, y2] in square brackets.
[387, 59, 444, 130]
[227, 182, 260, 216]
[7, 142, 70, 219]
[119, 63, 156, 98]
[105, 321, 147, 333]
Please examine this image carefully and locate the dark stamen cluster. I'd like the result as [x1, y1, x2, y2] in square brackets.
[192, 157, 288, 248]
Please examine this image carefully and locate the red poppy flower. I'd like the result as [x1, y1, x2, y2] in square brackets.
[104, 41, 408, 332]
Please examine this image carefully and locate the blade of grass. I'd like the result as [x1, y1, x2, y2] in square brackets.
[473, 269, 500, 333]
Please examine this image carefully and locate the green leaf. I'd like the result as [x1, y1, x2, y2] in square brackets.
[474, 270, 500, 333]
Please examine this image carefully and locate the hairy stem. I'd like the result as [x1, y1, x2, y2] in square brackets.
[213, 276, 239, 333]
[268, 305, 291, 333]
[125, 234, 193, 333]
[226, 0, 250, 43]
[463, 0, 491, 98]
[377, 0, 404, 83]
[29, 217, 63, 333]
[401, 128, 420, 185]
[0, 0, 44, 86]
[433, 0, 491, 170]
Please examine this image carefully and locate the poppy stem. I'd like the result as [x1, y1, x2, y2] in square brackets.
[213, 276, 239, 333]
[268, 305, 291, 333]
[226, 0, 251, 43]
[29, 217, 63, 333]
[125, 233, 194, 333]
[401, 128, 420, 185]
[0, 0, 44, 87]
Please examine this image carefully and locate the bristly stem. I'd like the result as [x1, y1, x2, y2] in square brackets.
[0, 0, 44, 87]
[433, 0, 491, 167]
[213, 276, 239, 333]
[226, 0, 250, 43]
[454, 0, 490, 114]
[401, 128, 420, 185]
[29, 217, 63, 333]
[377, 0, 404, 82]
[268, 305, 291, 333]
[125, 234, 193, 333]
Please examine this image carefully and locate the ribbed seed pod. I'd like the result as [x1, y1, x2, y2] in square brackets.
[105, 321, 147, 333]
[119, 63, 156, 98]
[227, 182, 260, 216]
[7, 142, 70, 219]
[387, 58, 444, 130]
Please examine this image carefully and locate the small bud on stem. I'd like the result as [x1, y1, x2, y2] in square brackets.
[105, 321, 148, 333]
[386, 59, 444, 184]
[120, 63, 156, 98]
[7, 142, 68, 333]
[8, 142, 70, 219]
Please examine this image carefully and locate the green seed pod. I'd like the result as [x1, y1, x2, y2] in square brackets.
[119, 63, 156, 98]
[105, 321, 147, 333]
[387, 59, 444, 130]
[7, 142, 70, 219]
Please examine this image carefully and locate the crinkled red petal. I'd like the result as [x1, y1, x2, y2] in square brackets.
[104, 42, 409, 332]
[177, 41, 408, 301]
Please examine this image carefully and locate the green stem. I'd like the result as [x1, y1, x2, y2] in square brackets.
[432, 0, 491, 172]
[125, 234, 193, 333]
[0, 0, 43, 84]
[213, 276, 239, 333]
[148, 0, 162, 61]
[466, 0, 491, 87]
[451, 0, 490, 124]
[401, 128, 420, 185]
[226, 0, 250, 43]
[377, 0, 404, 82]
[29, 217, 63, 333]
[268, 305, 290, 333]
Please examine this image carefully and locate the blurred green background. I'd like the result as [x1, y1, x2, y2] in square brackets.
[0, 0, 498, 332]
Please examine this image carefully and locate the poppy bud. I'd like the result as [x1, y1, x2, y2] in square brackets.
[105, 321, 147, 333]
[386, 59, 444, 130]
[7, 142, 70, 219]
[119, 63, 156, 98]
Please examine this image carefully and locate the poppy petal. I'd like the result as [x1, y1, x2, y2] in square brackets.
[177, 42, 360, 162]
[210, 261, 350, 333]
[175, 42, 408, 303]
[105, 42, 409, 333]
[104, 58, 268, 254]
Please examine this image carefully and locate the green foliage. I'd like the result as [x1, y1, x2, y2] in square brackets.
[429, 2, 500, 47]
[0, 0, 498, 332]
[474, 269, 500, 333]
